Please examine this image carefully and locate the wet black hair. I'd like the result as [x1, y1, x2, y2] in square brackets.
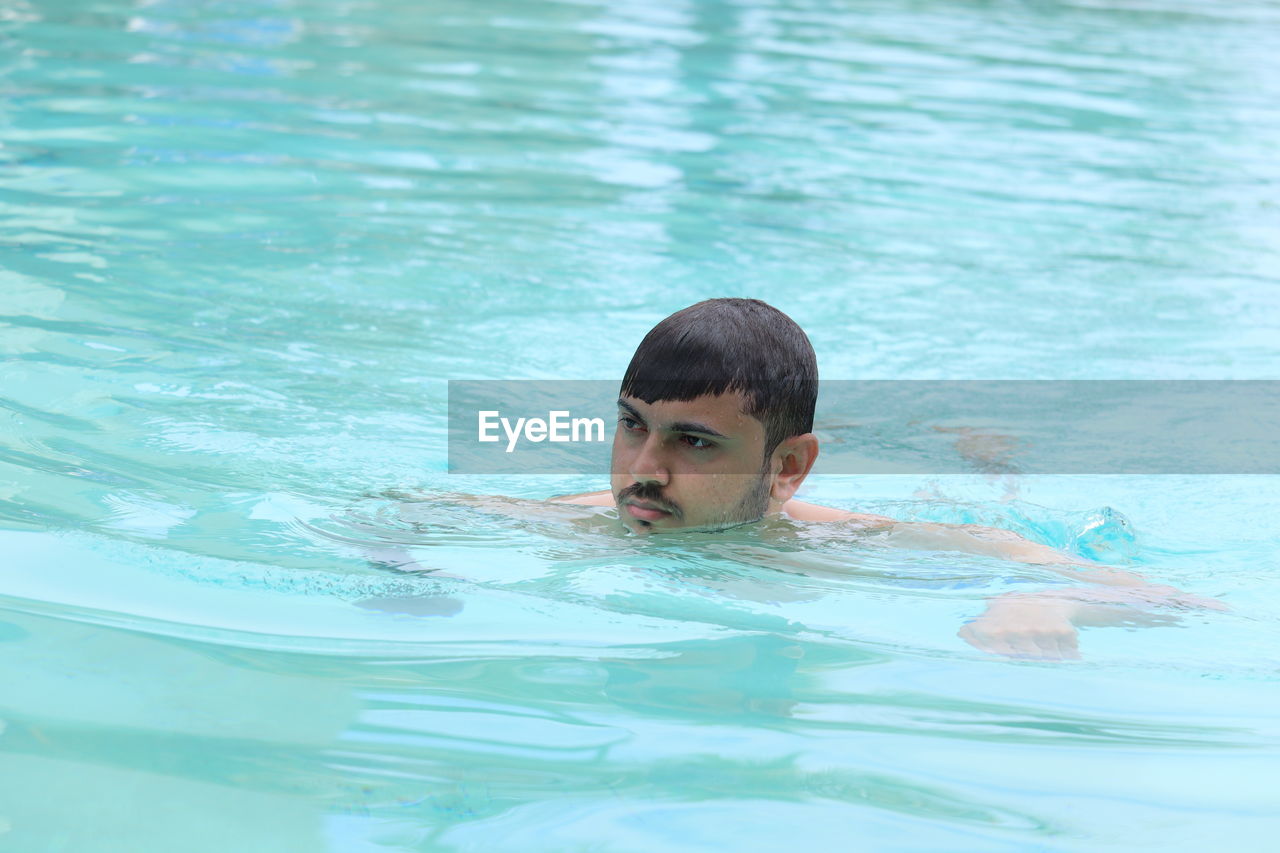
[620, 298, 818, 456]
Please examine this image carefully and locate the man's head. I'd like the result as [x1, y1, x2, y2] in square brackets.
[610, 298, 820, 533]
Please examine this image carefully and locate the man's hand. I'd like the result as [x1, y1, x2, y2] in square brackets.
[959, 587, 1215, 661]
[958, 594, 1082, 661]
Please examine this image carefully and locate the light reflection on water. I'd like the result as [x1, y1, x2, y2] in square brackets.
[3, 0, 1280, 849]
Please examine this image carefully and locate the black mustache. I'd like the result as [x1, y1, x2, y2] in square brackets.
[618, 482, 682, 519]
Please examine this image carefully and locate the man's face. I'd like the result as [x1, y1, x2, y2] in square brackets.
[610, 391, 777, 534]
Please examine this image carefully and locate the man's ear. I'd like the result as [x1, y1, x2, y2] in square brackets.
[769, 433, 819, 504]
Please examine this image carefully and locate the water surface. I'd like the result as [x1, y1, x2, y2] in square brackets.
[2, 0, 1279, 849]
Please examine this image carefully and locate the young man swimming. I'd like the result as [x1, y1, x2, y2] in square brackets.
[551, 298, 1224, 659]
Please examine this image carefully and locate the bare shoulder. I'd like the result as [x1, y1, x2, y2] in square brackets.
[782, 500, 897, 527]
[549, 489, 615, 507]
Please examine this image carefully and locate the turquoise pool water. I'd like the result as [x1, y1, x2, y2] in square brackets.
[3, 0, 1279, 849]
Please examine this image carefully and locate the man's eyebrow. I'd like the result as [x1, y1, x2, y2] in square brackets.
[616, 399, 645, 422]
[617, 399, 727, 439]
[668, 420, 727, 438]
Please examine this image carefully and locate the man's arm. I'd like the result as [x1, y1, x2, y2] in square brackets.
[547, 493, 1224, 660]
[550, 490, 615, 507]
[955, 586, 1200, 660]
[869, 519, 1227, 660]
[875, 521, 1149, 585]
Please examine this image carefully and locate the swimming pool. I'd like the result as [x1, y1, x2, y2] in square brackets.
[2, 0, 1278, 849]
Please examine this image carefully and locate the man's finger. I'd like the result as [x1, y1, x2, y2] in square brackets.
[1059, 631, 1082, 660]
[1043, 632, 1081, 661]
[1007, 633, 1047, 660]
[958, 623, 1016, 657]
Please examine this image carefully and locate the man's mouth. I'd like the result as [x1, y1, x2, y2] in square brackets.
[624, 500, 673, 522]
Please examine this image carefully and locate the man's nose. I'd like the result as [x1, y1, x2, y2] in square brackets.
[630, 434, 670, 486]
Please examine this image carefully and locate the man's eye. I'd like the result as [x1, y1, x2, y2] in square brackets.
[682, 435, 714, 449]
[619, 416, 643, 431]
